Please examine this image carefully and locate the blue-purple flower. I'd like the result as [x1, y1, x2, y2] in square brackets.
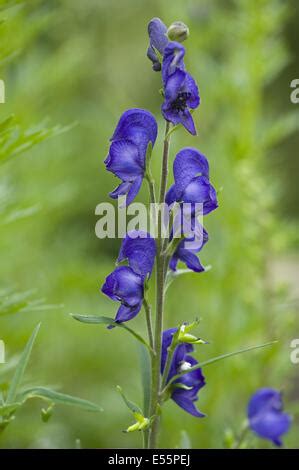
[101, 231, 156, 324]
[162, 42, 200, 135]
[147, 18, 169, 72]
[170, 224, 208, 273]
[161, 328, 206, 417]
[117, 230, 156, 279]
[247, 388, 292, 446]
[166, 148, 218, 215]
[105, 109, 158, 205]
[102, 266, 144, 324]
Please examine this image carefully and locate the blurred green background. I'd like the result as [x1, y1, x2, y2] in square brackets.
[0, 0, 299, 448]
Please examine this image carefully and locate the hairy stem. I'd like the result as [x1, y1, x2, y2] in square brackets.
[148, 121, 171, 449]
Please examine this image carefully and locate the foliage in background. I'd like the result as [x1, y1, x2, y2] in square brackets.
[0, 0, 298, 448]
[0, 0, 101, 440]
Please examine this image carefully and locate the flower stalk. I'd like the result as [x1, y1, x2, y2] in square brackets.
[147, 122, 171, 449]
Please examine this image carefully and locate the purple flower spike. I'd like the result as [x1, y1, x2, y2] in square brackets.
[248, 388, 292, 446]
[161, 328, 206, 417]
[161, 43, 200, 135]
[105, 109, 158, 205]
[147, 18, 169, 71]
[166, 148, 218, 215]
[101, 266, 144, 324]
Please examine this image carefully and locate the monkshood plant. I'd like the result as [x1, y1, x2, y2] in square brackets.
[72, 18, 285, 449]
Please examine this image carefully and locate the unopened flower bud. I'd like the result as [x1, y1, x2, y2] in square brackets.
[177, 322, 207, 345]
[167, 21, 189, 43]
[126, 412, 149, 433]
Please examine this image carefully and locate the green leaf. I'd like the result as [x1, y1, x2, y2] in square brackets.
[18, 387, 103, 412]
[0, 288, 61, 317]
[71, 314, 153, 353]
[6, 323, 41, 404]
[138, 344, 151, 415]
[0, 115, 74, 166]
[167, 340, 277, 386]
[116, 386, 142, 415]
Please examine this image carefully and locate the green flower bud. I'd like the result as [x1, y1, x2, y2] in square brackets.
[126, 412, 149, 433]
[167, 21, 189, 43]
[177, 322, 207, 345]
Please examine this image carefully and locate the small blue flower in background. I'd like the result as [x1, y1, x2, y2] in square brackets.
[166, 148, 218, 215]
[102, 231, 156, 324]
[162, 43, 200, 135]
[248, 388, 292, 446]
[161, 328, 206, 417]
[105, 109, 158, 205]
[147, 18, 169, 71]
[170, 224, 208, 273]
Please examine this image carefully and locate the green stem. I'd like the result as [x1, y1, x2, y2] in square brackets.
[233, 423, 249, 449]
[159, 121, 171, 204]
[161, 340, 176, 390]
[143, 298, 154, 352]
[146, 174, 156, 205]
[148, 121, 171, 449]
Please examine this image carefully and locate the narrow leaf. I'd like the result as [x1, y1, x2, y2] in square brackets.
[18, 387, 103, 412]
[116, 385, 142, 415]
[6, 323, 41, 404]
[167, 341, 277, 386]
[71, 314, 152, 352]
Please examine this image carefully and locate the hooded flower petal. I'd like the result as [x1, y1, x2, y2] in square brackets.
[110, 109, 158, 147]
[105, 109, 158, 205]
[162, 42, 186, 83]
[173, 148, 210, 197]
[164, 69, 186, 102]
[248, 388, 292, 446]
[182, 176, 218, 215]
[147, 18, 168, 71]
[101, 266, 144, 325]
[161, 44, 200, 135]
[102, 266, 143, 306]
[167, 148, 218, 215]
[105, 140, 143, 180]
[117, 231, 156, 279]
